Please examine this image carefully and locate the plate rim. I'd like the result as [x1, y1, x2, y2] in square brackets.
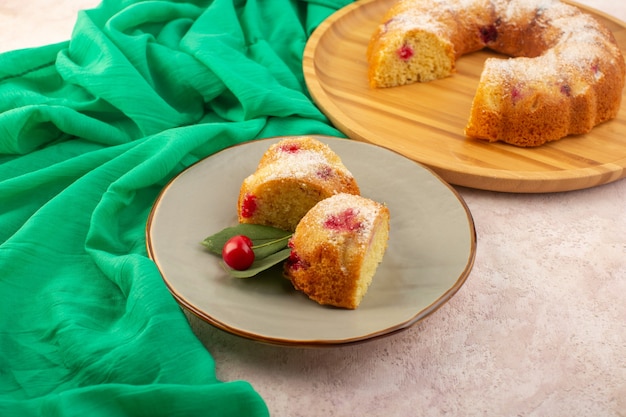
[146, 135, 477, 347]
[302, 0, 626, 193]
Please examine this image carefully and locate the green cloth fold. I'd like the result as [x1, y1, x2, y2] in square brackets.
[0, 0, 352, 415]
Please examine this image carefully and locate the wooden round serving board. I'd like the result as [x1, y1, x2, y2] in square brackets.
[303, 0, 626, 193]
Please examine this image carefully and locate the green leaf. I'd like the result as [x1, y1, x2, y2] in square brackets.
[224, 248, 292, 278]
[201, 223, 292, 257]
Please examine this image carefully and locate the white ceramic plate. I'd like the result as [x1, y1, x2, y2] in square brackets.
[146, 136, 476, 346]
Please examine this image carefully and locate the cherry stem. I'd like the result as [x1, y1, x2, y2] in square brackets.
[251, 234, 293, 249]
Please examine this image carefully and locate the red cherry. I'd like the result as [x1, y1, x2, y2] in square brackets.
[279, 143, 301, 153]
[397, 44, 414, 60]
[323, 208, 362, 232]
[479, 24, 498, 44]
[222, 235, 255, 270]
[241, 193, 257, 218]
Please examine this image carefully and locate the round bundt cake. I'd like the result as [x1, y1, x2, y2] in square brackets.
[366, 0, 626, 147]
[284, 193, 390, 310]
[237, 137, 360, 231]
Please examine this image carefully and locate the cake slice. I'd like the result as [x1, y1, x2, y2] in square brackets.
[238, 137, 360, 232]
[284, 193, 390, 309]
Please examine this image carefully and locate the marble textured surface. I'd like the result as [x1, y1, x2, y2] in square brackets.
[3, 1, 625, 416]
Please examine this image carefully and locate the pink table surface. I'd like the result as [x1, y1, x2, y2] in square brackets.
[3, 1, 625, 416]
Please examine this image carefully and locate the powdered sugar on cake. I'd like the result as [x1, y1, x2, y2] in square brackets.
[261, 149, 353, 183]
[318, 193, 380, 241]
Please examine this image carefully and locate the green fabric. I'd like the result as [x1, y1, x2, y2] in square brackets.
[0, 0, 351, 415]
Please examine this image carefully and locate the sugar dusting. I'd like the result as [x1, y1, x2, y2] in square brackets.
[385, 0, 615, 74]
[434, 0, 621, 94]
[261, 149, 353, 182]
[386, 1, 453, 33]
[318, 194, 381, 239]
